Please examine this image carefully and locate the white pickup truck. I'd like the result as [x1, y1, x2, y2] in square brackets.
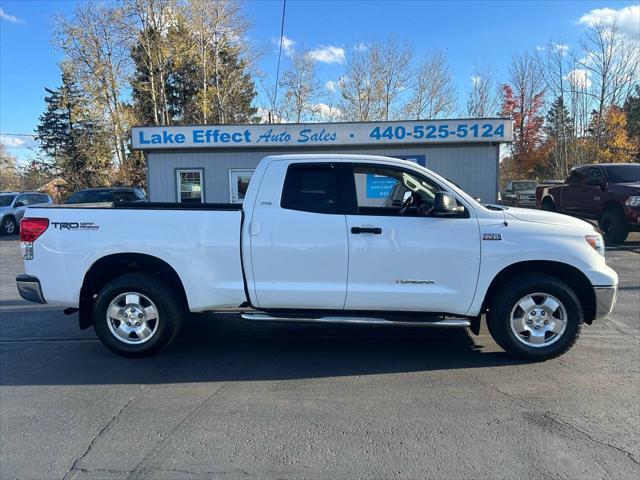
[17, 154, 618, 360]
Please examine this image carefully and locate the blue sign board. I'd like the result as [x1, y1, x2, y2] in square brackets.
[366, 175, 398, 198]
[132, 119, 513, 150]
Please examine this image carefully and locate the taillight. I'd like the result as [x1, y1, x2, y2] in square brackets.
[20, 218, 49, 242]
[21, 218, 48, 260]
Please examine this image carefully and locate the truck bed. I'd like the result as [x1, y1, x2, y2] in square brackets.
[23, 205, 247, 311]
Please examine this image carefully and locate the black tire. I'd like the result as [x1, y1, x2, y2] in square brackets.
[92, 273, 183, 357]
[598, 208, 629, 244]
[1, 216, 17, 236]
[541, 198, 556, 212]
[486, 273, 582, 361]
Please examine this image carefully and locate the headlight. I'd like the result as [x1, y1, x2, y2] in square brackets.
[585, 234, 605, 256]
[625, 196, 640, 206]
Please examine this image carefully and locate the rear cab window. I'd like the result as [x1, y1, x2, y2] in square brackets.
[281, 164, 343, 214]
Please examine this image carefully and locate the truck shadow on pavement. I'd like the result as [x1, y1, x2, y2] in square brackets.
[0, 311, 526, 386]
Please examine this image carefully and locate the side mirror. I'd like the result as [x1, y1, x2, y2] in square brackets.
[433, 192, 461, 216]
[14, 201, 24, 208]
[402, 191, 412, 203]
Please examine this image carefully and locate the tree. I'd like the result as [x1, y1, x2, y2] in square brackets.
[127, 0, 177, 126]
[544, 97, 574, 177]
[180, 0, 257, 124]
[576, 21, 640, 146]
[55, 1, 132, 180]
[405, 51, 456, 120]
[372, 38, 412, 120]
[466, 62, 499, 118]
[0, 144, 21, 190]
[279, 52, 320, 123]
[586, 106, 638, 163]
[339, 47, 379, 121]
[35, 67, 113, 191]
[623, 85, 640, 161]
[500, 52, 547, 174]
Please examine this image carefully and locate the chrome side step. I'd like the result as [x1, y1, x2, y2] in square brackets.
[240, 313, 470, 328]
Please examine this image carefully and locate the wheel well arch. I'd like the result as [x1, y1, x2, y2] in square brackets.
[78, 253, 188, 329]
[482, 260, 596, 324]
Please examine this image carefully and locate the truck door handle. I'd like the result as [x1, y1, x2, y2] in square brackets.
[351, 226, 382, 234]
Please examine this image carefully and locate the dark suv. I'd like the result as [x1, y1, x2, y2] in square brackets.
[65, 187, 146, 206]
[537, 163, 640, 243]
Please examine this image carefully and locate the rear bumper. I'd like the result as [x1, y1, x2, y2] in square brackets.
[16, 274, 46, 304]
[593, 285, 617, 321]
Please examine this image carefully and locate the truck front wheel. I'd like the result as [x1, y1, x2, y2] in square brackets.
[486, 274, 582, 361]
[92, 273, 183, 357]
[599, 208, 629, 244]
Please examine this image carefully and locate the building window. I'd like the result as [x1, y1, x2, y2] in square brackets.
[229, 169, 254, 203]
[176, 169, 204, 203]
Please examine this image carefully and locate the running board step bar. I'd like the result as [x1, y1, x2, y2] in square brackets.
[240, 313, 470, 328]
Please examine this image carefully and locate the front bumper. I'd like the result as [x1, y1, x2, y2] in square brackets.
[593, 285, 617, 320]
[16, 274, 46, 304]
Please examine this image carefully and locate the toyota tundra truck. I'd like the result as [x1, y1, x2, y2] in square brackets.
[16, 155, 618, 360]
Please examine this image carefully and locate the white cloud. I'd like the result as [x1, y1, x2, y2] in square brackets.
[313, 102, 343, 120]
[353, 42, 368, 52]
[325, 80, 337, 92]
[554, 44, 570, 55]
[272, 35, 295, 57]
[470, 75, 481, 86]
[0, 7, 25, 24]
[1, 135, 26, 147]
[306, 46, 345, 64]
[536, 45, 545, 52]
[0, 134, 38, 149]
[579, 5, 640, 36]
[566, 68, 592, 89]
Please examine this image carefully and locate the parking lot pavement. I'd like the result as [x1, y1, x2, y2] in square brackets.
[1, 235, 639, 480]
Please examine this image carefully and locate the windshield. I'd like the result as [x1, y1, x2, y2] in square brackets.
[513, 182, 536, 191]
[605, 165, 640, 183]
[0, 195, 16, 207]
[66, 190, 115, 204]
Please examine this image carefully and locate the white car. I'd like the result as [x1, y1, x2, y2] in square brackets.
[16, 155, 617, 360]
[0, 191, 53, 235]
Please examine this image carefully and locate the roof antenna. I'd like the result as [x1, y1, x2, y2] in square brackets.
[502, 207, 509, 226]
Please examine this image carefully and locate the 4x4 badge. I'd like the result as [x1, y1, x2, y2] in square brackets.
[482, 233, 502, 241]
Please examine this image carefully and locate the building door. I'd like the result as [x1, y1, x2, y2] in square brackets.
[229, 169, 254, 204]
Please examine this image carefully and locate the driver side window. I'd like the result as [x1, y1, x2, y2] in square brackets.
[351, 165, 441, 216]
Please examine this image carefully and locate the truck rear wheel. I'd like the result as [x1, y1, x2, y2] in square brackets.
[599, 208, 628, 244]
[486, 273, 582, 361]
[92, 273, 183, 357]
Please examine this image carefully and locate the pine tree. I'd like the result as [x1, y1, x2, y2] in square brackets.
[35, 66, 113, 190]
[544, 97, 574, 177]
[623, 85, 640, 161]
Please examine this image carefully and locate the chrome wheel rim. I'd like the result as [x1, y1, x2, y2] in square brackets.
[106, 292, 159, 345]
[510, 292, 567, 348]
[4, 219, 15, 234]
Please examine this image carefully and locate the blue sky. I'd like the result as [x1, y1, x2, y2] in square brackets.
[1, 0, 638, 160]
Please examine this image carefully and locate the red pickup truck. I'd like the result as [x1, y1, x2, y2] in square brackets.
[536, 163, 640, 243]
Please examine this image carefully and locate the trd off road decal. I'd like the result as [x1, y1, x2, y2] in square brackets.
[51, 222, 99, 231]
